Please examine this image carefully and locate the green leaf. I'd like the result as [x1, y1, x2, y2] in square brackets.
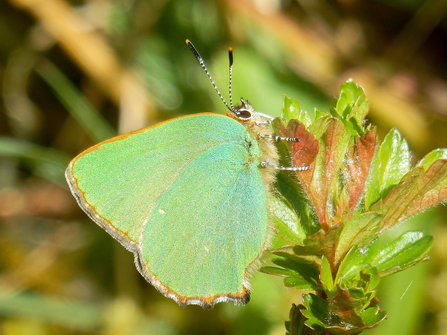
[36, 60, 116, 143]
[263, 254, 322, 290]
[302, 292, 385, 334]
[270, 195, 306, 244]
[281, 95, 312, 127]
[302, 294, 330, 332]
[335, 212, 381, 264]
[363, 267, 380, 291]
[320, 256, 335, 295]
[281, 95, 300, 122]
[285, 304, 307, 335]
[277, 245, 322, 267]
[417, 148, 447, 170]
[260, 265, 294, 277]
[308, 113, 331, 140]
[283, 276, 319, 291]
[314, 107, 327, 120]
[371, 231, 433, 276]
[372, 159, 447, 232]
[335, 246, 367, 285]
[276, 171, 320, 236]
[359, 307, 387, 328]
[333, 79, 369, 131]
[365, 128, 411, 209]
[335, 239, 380, 286]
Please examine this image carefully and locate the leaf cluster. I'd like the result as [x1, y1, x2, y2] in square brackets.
[263, 79, 446, 334]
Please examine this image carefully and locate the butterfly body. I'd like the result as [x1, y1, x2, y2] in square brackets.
[66, 101, 279, 307]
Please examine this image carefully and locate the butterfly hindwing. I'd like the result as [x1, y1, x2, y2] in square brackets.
[139, 140, 268, 303]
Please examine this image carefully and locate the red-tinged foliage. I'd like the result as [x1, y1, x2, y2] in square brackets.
[342, 129, 377, 217]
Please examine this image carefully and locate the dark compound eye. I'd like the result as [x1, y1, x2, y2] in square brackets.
[235, 108, 252, 120]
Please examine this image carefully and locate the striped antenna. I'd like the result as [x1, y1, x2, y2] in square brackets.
[228, 46, 234, 110]
[186, 39, 232, 112]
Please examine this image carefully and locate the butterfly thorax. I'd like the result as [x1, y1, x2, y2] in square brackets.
[227, 98, 279, 187]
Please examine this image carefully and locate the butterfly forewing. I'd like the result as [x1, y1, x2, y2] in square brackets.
[66, 113, 269, 306]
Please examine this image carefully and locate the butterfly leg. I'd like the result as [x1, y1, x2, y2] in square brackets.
[254, 120, 272, 126]
[259, 134, 309, 171]
[259, 134, 301, 142]
[261, 161, 309, 171]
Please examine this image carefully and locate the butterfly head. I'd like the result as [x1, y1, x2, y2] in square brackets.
[229, 98, 255, 121]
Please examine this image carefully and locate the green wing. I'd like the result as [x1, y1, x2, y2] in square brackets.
[66, 114, 268, 307]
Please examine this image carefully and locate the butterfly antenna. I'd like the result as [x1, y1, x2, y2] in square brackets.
[186, 39, 232, 112]
[228, 46, 234, 110]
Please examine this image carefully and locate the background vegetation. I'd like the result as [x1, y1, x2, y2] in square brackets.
[0, 0, 447, 334]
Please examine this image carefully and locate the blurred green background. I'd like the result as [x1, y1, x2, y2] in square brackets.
[1, 0, 447, 334]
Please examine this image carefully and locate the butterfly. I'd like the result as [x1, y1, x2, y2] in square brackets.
[66, 39, 306, 308]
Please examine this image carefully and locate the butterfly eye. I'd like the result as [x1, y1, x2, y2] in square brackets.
[234, 107, 253, 120]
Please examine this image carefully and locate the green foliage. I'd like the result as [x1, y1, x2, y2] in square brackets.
[264, 79, 443, 334]
[36, 60, 116, 143]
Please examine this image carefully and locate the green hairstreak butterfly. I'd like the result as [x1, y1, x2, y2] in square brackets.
[66, 40, 306, 308]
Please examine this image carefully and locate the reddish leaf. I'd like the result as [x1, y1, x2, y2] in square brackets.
[309, 119, 350, 229]
[289, 120, 320, 169]
[342, 128, 377, 217]
[329, 287, 364, 327]
[282, 119, 319, 187]
[304, 224, 344, 266]
[280, 117, 353, 230]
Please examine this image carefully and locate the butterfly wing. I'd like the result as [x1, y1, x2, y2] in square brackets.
[66, 114, 268, 307]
